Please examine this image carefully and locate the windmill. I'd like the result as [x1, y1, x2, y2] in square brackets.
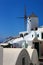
[17, 6, 28, 31]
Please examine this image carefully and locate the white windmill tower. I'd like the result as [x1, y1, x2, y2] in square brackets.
[27, 13, 39, 32]
[27, 17, 31, 33]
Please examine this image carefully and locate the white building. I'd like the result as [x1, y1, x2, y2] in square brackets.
[0, 13, 43, 64]
[19, 13, 43, 64]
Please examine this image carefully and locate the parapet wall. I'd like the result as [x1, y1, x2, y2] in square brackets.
[0, 47, 39, 65]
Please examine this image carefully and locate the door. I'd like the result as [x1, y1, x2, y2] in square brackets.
[33, 42, 39, 57]
[22, 57, 25, 65]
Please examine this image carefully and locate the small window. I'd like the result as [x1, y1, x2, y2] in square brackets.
[30, 19, 31, 22]
[37, 34, 39, 37]
[24, 33, 28, 36]
[31, 29, 33, 30]
[41, 33, 43, 39]
[32, 35, 33, 37]
[35, 27, 37, 30]
[20, 34, 23, 37]
[22, 57, 25, 65]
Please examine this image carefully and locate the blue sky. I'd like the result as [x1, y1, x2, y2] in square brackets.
[0, 0, 43, 38]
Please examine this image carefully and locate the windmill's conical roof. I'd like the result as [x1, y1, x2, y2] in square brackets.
[29, 13, 38, 18]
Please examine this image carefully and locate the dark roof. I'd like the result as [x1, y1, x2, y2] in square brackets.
[29, 13, 38, 18]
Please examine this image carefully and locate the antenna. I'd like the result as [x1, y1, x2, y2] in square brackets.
[17, 5, 28, 31]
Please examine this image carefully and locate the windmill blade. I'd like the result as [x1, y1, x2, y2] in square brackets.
[24, 5, 27, 30]
[17, 17, 24, 19]
[24, 5, 28, 19]
[17, 4, 28, 31]
[24, 17, 27, 31]
[24, 5, 26, 16]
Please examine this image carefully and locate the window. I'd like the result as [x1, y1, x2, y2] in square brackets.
[37, 34, 39, 37]
[35, 27, 37, 30]
[41, 33, 43, 39]
[31, 29, 33, 30]
[20, 34, 23, 37]
[30, 19, 31, 22]
[32, 35, 33, 37]
[22, 57, 25, 65]
[24, 33, 28, 36]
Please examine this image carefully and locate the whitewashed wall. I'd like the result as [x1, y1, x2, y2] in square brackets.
[27, 17, 38, 32]
[30, 17, 38, 29]
[3, 48, 31, 65]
